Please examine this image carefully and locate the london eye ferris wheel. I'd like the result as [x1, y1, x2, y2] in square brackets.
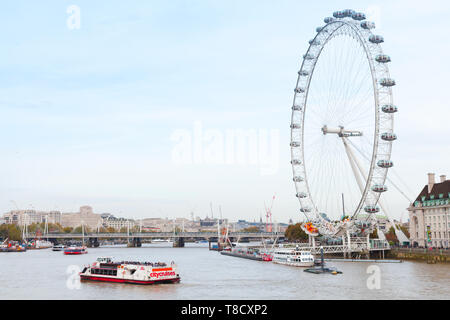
[290, 9, 397, 237]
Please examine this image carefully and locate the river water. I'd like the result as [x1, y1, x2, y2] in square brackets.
[0, 243, 448, 300]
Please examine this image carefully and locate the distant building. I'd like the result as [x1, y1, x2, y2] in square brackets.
[200, 217, 216, 227]
[48, 211, 62, 225]
[3, 210, 27, 225]
[100, 213, 113, 220]
[102, 215, 135, 230]
[408, 173, 450, 248]
[2, 209, 61, 226]
[61, 206, 102, 229]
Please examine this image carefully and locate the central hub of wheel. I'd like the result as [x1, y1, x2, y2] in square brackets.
[321, 125, 362, 137]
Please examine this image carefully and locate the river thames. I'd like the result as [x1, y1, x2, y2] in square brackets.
[0, 243, 448, 300]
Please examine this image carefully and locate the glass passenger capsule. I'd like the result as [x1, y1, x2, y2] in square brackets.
[315, 26, 324, 33]
[303, 53, 315, 60]
[364, 206, 380, 213]
[369, 35, 384, 44]
[375, 54, 391, 63]
[381, 132, 397, 141]
[293, 176, 304, 182]
[295, 87, 305, 93]
[381, 104, 398, 113]
[300, 207, 312, 213]
[372, 185, 388, 192]
[324, 17, 334, 23]
[292, 105, 302, 111]
[342, 9, 356, 17]
[290, 141, 301, 147]
[333, 11, 345, 18]
[290, 123, 301, 129]
[298, 70, 309, 76]
[355, 221, 371, 228]
[296, 192, 308, 198]
[380, 78, 396, 87]
[361, 21, 376, 29]
[309, 39, 321, 45]
[291, 159, 302, 165]
[377, 160, 394, 168]
[319, 212, 331, 222]
[352, 12, 366, 21]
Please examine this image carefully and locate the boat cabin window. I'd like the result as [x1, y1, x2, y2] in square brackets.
[91, 268, 117, 276]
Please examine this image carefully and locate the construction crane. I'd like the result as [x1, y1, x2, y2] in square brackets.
[264, 194, 276, 233]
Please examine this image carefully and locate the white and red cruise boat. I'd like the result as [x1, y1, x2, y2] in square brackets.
[79, 257, 181, 285]
[272, 248, 315, 267]
[64, 246, 88, 255]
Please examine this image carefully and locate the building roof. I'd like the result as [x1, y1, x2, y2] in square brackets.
[414, 180, 450, 202]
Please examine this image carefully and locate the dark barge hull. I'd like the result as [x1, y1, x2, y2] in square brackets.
[220, 251, 265, 261]
[0, 248, 26, 252]
[304, 267, 342, 274]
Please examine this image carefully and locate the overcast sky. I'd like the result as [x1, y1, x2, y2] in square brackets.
[0, 0, 449, 223]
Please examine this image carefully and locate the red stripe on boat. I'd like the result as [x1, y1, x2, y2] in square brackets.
[80, 275, 180, 285]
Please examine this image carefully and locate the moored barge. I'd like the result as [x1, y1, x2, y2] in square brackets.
[0, 241, 27, 252]
[220, 247, 273, 261]
[80, 257, 181, 285]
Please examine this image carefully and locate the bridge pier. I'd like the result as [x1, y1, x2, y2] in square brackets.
[87, 238, 99, 248]
[209, 239, 222, 251]
[173, 237, 185, 248]
[127, 237, 142, 247]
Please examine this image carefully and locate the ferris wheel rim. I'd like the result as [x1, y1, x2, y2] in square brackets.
[290, 13, 395, 236]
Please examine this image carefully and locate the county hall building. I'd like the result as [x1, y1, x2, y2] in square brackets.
[408, 173, 450, 248]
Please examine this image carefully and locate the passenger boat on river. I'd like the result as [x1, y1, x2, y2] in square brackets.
[272, 248, 315, 267]
[79, 257, 181, 285]
[64, 246, 87, 255]
[52, 244, 66, 251]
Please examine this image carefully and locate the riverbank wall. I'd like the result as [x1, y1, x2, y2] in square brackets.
[387, 248, 450, 263]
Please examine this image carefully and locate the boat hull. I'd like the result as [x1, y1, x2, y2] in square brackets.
[221, 251, 263, 261]
[0, 248, 26, 252]
[220, 250, 272, 261]
[64, 251, 87, 255]
[80, 275, 180, 285]
[272, 260, 314, 267]
[304, 267, 342, 274]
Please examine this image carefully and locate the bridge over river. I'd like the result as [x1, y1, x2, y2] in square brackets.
[24, 232, 390, 258]
[24, 231, 284, 248]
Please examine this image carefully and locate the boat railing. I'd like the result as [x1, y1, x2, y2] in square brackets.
[116, 261, 169, 267]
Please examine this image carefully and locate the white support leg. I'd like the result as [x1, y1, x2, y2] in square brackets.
[343, 138, 410, 244]
[342, 138, 365, 194]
